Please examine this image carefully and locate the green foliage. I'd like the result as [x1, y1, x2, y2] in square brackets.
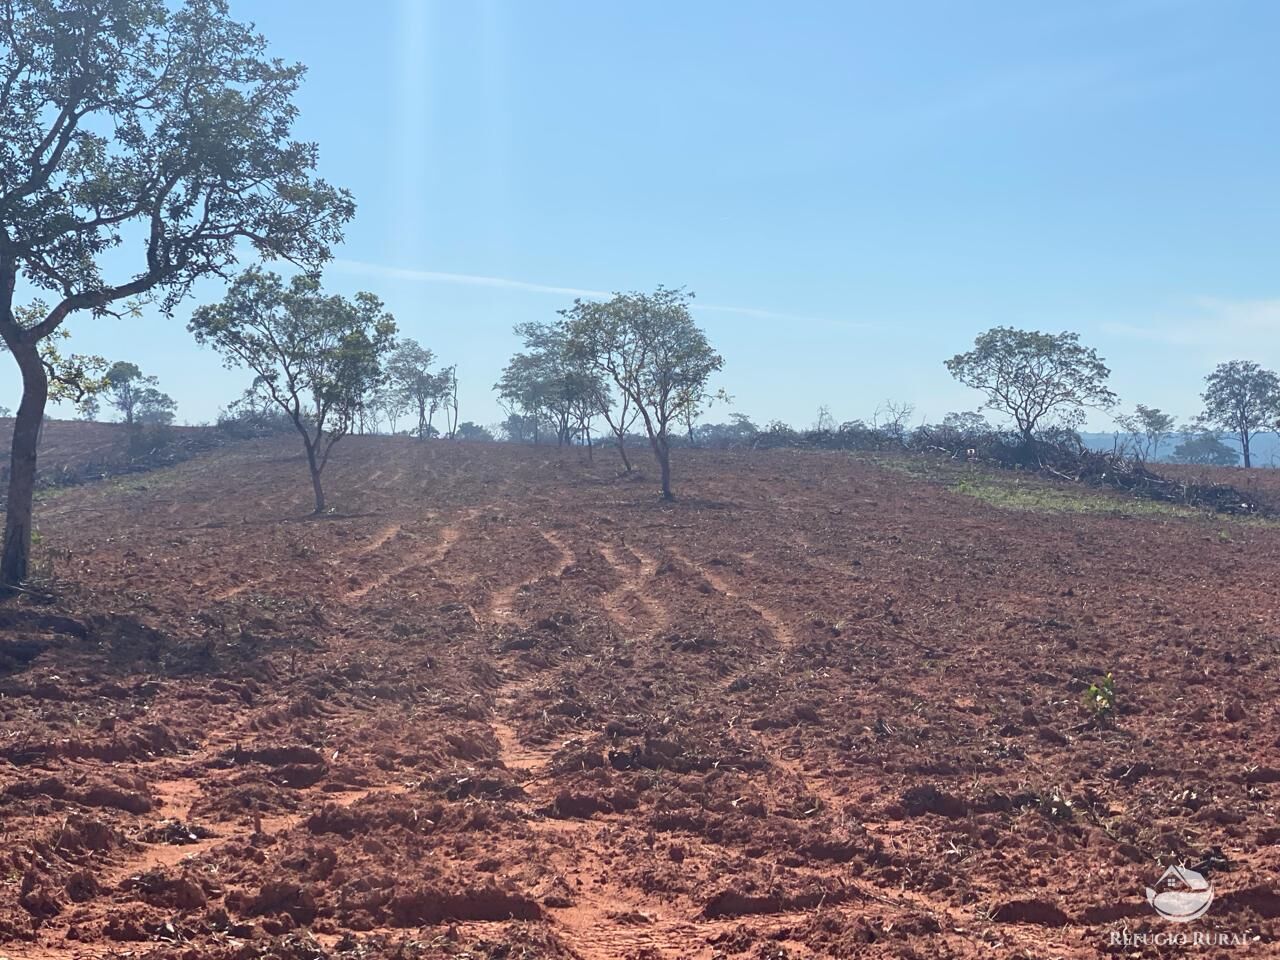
[2, 304, 109, 413]
[1082, 673, 1117, 723]
[1198, 361, 1280, 467]
[496, 321, 608, 447]
[948, 473, 1196, 518]
[104, 361, 176, 425]
[189, 269, 396, 512]
[386, 339, 455, 438]
[1170, 432, 1239, 466]
[1116, 404, 1176, 461]
[455, 421, 495, 442]
[560, 286, 723, 496]
[0, 0, 353, 582]
[945, 328, 1117, 445]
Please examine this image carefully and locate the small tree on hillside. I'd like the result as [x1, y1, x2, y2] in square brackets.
[0, 0, 352, 584]
[1170, 431, 1240, 466]
[438, 365, 460, 439]
[1198, 361, 1280, 468]
[496, 322, 604, 449]
[104, 362, 176, 427]
[1116, 404, 1176, 462]
[190, 270, 397, 514]
[386, 339, 443, 439]
[945, 328, 1117, 452]
[563, 287, 723, 499]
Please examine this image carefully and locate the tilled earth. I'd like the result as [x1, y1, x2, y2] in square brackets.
[0, 436, 1278, 959]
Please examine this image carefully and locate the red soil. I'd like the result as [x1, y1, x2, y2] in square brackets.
[0, 435, 1277, 958]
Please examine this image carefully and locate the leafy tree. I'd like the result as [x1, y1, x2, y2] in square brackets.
[694, 412, 759, 448]
[455, 421, 494, 442]
[497, 412, 551, 444]
[104, 362, 176, 427]
[563, 287, 723, 499]
[0, 0, 352, 584]
[189, 270, 396, 514]
[1115, 404, 1176, 462]
[1170, 432, 1239, 467]
[496, 322, 605, 450]
[1198, 360, 1280, 468]
[386, 339, 445, 439]
[437, 365, 460, 439]
[945, 328, 1117, 451]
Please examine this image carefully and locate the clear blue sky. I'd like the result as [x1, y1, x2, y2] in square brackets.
[6, 0, 1280, 432]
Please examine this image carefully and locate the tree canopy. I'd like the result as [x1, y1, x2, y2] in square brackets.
[189, 269, 396, 513]
[1198, 360, 1280, 469]
[945, 327, 1117, 450]
[0, 0, 353, 583]
[104, 362, 176, 426]
[562, 287, 722, 498]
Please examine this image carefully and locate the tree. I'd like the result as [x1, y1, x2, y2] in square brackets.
[1115, 404, 1176, 462]
[385, 339, 443, 439]
[104, 362, 176, 427]
[563, 287, 723, 499]
[496, 322, 604, 450]
[455, 421, 494, 442]
[1170, 432, 1239, 467]
[945, 328, 1117, 451]
[0, 0, 353, 584]
[497, 412, 547, 444]
[874, 399, 916, 445]
[1198, 361, 1280, 469]
[438, 365, 460, 439]
[189, 270, 396, 514]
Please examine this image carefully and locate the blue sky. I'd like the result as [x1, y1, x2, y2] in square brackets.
[6, 0, 1280, 433]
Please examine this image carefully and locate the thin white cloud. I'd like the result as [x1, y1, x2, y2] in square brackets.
[1102, 298, 1280, 349]
[331, 259, 607, 299]
[330, 258, 871, 329]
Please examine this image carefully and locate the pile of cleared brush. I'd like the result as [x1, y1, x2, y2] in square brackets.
[1035, 447, 1268, 517]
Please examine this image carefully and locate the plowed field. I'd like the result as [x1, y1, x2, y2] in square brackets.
[1, 435, 1277, 959]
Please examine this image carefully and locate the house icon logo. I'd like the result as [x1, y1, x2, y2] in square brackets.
[1145, 865, 1214, 923]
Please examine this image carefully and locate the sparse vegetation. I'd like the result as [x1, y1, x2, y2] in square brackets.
[1081, 673, 1117, 724]
[945, 328, 1118, 453]
[189, 270, 396, 514]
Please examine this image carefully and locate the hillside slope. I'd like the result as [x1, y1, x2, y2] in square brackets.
[0, 434, 1277, 958]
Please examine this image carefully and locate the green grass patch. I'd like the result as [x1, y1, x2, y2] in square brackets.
[948, 473, 1199, 518]
[861, 453, 1263, 523]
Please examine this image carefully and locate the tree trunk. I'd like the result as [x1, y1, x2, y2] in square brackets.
[1242, 432, 1252, 468]
[616, 434, 632, 473]
[306, 446, 326, 514]
[1, 343, 49, 585]
[658, 444, 672, 499]
[293, 425, 326, 515]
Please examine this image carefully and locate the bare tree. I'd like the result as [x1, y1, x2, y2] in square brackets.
[1115, 404, 1176, 462]
[874, 400, 915, 445]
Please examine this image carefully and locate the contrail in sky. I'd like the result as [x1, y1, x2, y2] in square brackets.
[331, 259, 872, 329]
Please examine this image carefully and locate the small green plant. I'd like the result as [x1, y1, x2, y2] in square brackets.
[1082, 673, 1117, 722]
